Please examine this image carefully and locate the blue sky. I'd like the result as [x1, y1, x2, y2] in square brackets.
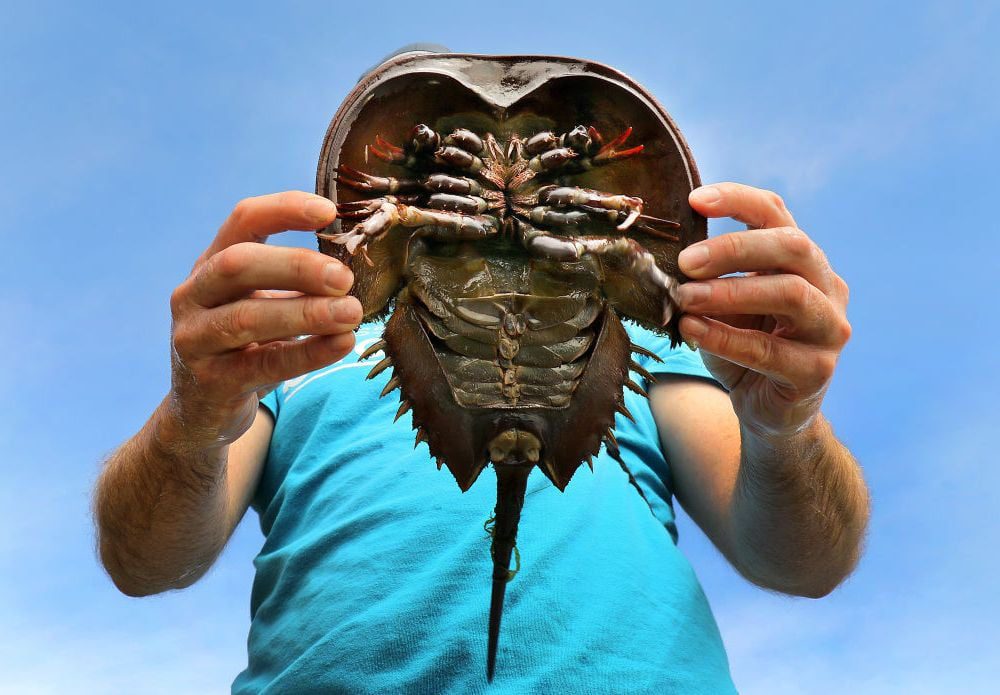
[2, 1, 997, 692]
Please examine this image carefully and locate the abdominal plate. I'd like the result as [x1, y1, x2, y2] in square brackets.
[413, 286, 600, 410]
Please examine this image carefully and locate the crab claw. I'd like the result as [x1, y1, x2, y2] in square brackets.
[612, 195, 644, 231]
[369, 134, 405, 163]
[634, 214, 681, 242]
[599, 126, 633, 155]
[617, 207, 642, 231]
[335, 198, 384, 219]
[594, 127, 644, 163]
[319, 198, 399, 264]
[334, 165, 381, 192]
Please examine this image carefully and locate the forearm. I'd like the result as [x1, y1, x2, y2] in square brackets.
[728, 415, 869, 598]
[93, 395, 230, 597]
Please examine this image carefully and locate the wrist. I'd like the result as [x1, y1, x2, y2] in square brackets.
[740, 414, 829, 469]
[153, 393, 233, 461]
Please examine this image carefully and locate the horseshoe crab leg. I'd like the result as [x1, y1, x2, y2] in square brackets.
[535, 185, 647, 231]
[317, 197, 498, 260]
[519, 222, 680, 325]
[337, 165, 488, 196]
[334, 165, 423, 194]
[522, 125, 644, 175]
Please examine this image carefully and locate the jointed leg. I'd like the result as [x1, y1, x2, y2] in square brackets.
[319, 196, 498, 260]
[536, 186, 645, 230]
[524, 125, 645, 174]
[523, 184, 680, 240]
[337, 166, 488, 199]
[519, 223, 679, 323]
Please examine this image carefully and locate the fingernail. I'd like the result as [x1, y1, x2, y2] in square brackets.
[678, 282, 711, 306]
[690, 185, 721, 205]
[679, 244, 710, 271]
[682, 316, 708, 351]
[325, 262, 352, 291]
[304, 197, 337, 224]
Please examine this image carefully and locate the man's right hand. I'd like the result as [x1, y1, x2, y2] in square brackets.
[166, 190, 361, 449]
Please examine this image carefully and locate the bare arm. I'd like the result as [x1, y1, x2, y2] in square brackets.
[93, 191, 360, 596]
[652, 378, 868, 598]
[650, 182, 869, 598]
[94, 403, 273, 596]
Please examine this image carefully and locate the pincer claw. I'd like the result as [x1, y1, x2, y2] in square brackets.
[593, 126, 644, 163]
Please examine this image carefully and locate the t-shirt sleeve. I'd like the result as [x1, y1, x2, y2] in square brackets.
[260, 388, 280, 419]
[625, 322, 723, 391]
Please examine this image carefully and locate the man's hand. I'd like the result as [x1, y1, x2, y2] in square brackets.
[676, 182, 852, 443]
[651, 182, 867, 598]
[167, 191, 362, 449]
[94, 190, 361, 596]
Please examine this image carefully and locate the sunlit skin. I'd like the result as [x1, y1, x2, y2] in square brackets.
[93, 184, 868, 603]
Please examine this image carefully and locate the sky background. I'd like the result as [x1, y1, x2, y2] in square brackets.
[1, 1, 997, 692]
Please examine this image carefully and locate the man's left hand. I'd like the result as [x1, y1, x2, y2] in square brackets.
[677, 182, 852, 443]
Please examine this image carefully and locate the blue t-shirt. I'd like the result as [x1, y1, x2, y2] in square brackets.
[232, 321, 737, 694]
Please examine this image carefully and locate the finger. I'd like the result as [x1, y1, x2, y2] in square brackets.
[679, 315, 836, 394]
[187, 243, 353, 307]
[197, 191, 338, 264]
[252, 290, 304, 300]
[224, 332, 357, 392]
[688, 182, 796, 229]
[678, 227, 836, 294]
[173, 295, 362, 357]
[677, 275, 849, 346]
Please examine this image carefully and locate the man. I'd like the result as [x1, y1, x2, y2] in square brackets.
[93, 60, 868, 694]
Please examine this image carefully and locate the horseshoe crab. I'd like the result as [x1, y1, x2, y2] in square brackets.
[314, 52, 705, 680]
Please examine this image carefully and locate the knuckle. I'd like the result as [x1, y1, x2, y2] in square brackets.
[169, 283, 190, 317]
[230, 197, 256, 225]
[814, 352, 838, 383]
[259, 343, 289, 381]
[780, 227, 813, 258]
[717, 279, 741, 308]
[217, 303, 254, 345]
[767, 190, 788, 215]
[721, 232, 745, 261]
[191, 360, 222, 391]
[783, 275, 813, 312]
[748, 333, 774, 368]
[230, 302, 255, 337]
[810, 242, 830, 272]
[303, 335, 328, 367]
[170, 323, 196, 357]
[302, 297, 330, 329]
[711, 324, 733, 354]
[834, 317, 853, 345]
[212, 243, 253, 278]
[289, 248, 317, 283]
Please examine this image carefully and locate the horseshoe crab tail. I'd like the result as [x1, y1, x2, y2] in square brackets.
[486, 464, 531, 683]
